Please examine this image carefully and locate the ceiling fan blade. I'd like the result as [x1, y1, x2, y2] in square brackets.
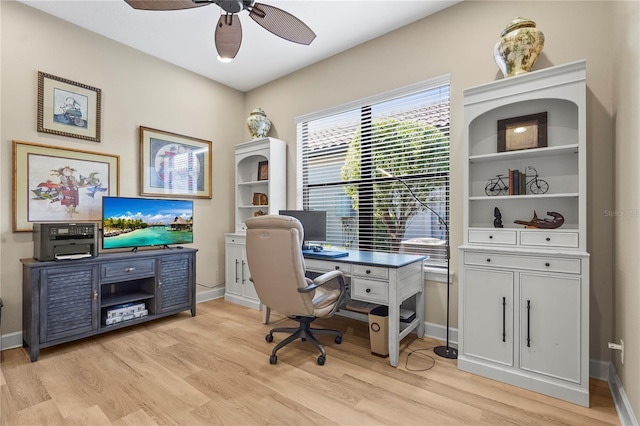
[215, 14, 243, 60]
[124, 0, 209, 11]
[249, 2, 316, 45]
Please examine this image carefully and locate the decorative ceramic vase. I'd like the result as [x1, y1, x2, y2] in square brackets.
[246, 107, 271, 139]
[494, 17, 544, 78]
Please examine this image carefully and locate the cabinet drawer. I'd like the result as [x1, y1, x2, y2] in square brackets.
[468, 229, 517, 245]
[351, 278, 388, 304]
[101, 259, 156, 282]
[352, 264, 388, 280]
[520, 231, 579, 248]
[304, 259, 351, 275]
[464, 252, 581, 274]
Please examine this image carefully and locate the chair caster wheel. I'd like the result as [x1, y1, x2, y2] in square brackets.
[317, 356, 325, 365]
[265, 334, 273, 342]
[269, 355, 277, 364]
[335, 335, 342, 344]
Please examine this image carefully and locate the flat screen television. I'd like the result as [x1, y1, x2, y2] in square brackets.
[279, 210, 326, 248]
[102, 196, 193, 250]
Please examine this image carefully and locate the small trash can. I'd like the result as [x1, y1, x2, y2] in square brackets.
[368, 305, 389, 357]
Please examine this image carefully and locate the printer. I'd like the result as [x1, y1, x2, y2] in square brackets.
[33, 222, 98, 261]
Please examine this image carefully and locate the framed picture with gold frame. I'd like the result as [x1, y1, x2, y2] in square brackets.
[13, 140, 119, 232]
[140, 126, 212, 199]
[497, 112, 547, 152]
[37, 71, 102, 142]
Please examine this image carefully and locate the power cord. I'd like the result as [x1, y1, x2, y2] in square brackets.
[405, 345, 436, 371]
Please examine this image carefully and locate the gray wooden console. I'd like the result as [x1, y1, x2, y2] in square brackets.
[21, 248, 197, 362]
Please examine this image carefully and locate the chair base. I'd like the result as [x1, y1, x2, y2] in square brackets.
[266, 316, 342, 365]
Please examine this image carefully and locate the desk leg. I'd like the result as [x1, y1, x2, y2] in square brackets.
[262, 306, 271, 324]
[388, 305, 400, 367]
[416, 269, 425, 338]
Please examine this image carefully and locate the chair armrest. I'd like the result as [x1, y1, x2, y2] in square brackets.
[298, 270, 345, 293]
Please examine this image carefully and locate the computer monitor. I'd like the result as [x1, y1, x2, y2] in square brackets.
[279, 210, 327, 246]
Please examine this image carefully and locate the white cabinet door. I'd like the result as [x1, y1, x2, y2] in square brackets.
[225, 237, 260, 308]
[519, 273, 581, 383]
[462, 267, 514, 366]
[225, 243, 244, 297]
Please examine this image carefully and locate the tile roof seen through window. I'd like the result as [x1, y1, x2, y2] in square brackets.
[306, 101, 450, 152]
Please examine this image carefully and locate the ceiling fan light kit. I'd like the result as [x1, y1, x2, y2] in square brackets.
[125, 0, 316, 62]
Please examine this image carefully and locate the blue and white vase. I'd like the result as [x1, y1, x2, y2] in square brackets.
[494, 17, 545, 78]
[247, 107, 271, 139]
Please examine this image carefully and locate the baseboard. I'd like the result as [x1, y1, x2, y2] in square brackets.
[196, 285, 225, 303]
[590, 358, 610, 381]
[609, 362, 639, 426]
[1, 331, 23, 351]
[424, 321, 459, 348]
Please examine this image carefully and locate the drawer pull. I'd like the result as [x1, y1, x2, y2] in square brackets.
[335, 266, 340, 270]
[125, 267, 136, 272]
[366, 288, 371, 293]
[545, 262, 550, 267]
[527, 300, 531, 347]
[366, 269, 371, 274]
[486, 258, 491, 262]
[489, 235, 493, 239]
[546, 237, 551, 241]
[502, 297, 506, 342]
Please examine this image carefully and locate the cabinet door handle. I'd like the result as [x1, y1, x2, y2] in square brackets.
[158, 281, 162, 287]
[502, 297, 506, 342]
[486, 258, 491, 262]
[235, 259, 239, 283]
[546, 237, 551, 241]
[545, 262, 550, 267]
[242, 260, 246, 284]
[93, 291, 98, 300]
[526, 300, 531, 347]
[366, 288, 371, 293]
[335, 266, 340, 270]
[366, 269, 371, 274]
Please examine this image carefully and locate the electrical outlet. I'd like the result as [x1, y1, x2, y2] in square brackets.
[608, 340, 624, 364]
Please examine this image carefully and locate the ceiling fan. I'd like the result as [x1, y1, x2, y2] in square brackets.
[124, 0, 316, 61]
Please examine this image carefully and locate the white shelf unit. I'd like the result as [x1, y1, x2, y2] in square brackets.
[458, 60, 590, 407]
[225, 137, 286, 309]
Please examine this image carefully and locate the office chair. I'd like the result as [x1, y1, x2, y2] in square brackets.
[245, 215, 346, 365]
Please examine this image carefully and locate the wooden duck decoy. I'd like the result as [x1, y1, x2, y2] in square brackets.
[514, 211, 564, 229]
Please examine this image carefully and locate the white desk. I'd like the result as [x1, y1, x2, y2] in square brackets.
[262, 250, 426, 367]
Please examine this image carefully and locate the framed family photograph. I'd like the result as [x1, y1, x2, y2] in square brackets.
[37, 71, 102, 142]
[140, 126, 212, 199]
[497, 112, 547, 152]
[13, 140, 120, 232]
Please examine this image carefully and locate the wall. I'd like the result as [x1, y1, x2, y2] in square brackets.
[245, 1, 616, 362]
[0, 1, 245, 340]
[612, 1, 640, 420]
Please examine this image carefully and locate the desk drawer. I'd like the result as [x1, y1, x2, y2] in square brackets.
[101, 259, 156, 282]
[468, 229, 517, 245]
[304, 258, 351, 275]
[464, 252, 581, 274]
[351, 278, 388, 304]
[520, 231, 579, 248]
[352, 264, 388, 280]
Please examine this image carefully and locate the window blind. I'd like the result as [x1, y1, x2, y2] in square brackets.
[295, 76, 450, 266]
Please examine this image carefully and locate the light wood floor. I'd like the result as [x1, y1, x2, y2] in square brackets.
[1, 299, 619, 425]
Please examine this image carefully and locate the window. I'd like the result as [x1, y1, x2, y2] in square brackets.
[295, 76, 450, 266]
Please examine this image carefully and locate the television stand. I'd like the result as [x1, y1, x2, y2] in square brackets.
[21, 248, 197, 362]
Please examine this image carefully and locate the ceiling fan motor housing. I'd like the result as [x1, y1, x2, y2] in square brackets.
[213, 0, 255, 14]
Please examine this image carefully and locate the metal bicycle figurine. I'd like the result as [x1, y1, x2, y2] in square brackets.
[485, 166, 549, 196]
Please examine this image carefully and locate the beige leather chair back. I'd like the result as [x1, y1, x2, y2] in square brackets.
[245, 215, 315, 316]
